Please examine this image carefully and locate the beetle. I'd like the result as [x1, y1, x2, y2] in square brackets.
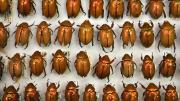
[141, 83, 161, 101]
[74, 51, 90, 77]
[156, 21, 176, 52]
[36, 21, 52, 47]
[65, 81, 79, 101]
[107, 0, 124, 19]
[46, 81, 60, 101]
[51, 49, 70, 74]
[7, 53, 26, 81]
[102, 84, 119, 101]
[54, 20, 75, 47]
[163, 84, 178, 101]
[159, 53, 176, 79]
[127, 0, 143, 17]
[2, 85, 19, 101]
[141, 54, 155, 80]
[24, 83, 40, 101]
[169, 0, 180, 18]
[88, 0, 104, 18]
[83, 84, 97, 101]
[96, 23, 116, 53]
[145, 0, 166, 19]
[17, 0, 36, 16]
[121, 82, 138, 101]
[116, 53, 137, 78]
[93, 55, 115, 82]
[14, 22, 33, 48]
[0, 22, 10, 48]
[42, 0, 60, 18]
[66, 0, 86, 18]
[77, 20, 94, 47]
[29, 51, 47, 78]
[119, 21, 136, 48]
[0, 56, 4, 80]
[0, 0, 11, 17]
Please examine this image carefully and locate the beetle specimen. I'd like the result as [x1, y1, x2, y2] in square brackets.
[54, 20, 75, 47]
[88, 0, 104, 18]
[29, 51, 47, 78]
[141, 54, 155, 80]
[146, 0, 166, 19]
[17, 0, 36, 16]
[24, 83, 40, 101]
[0, 0, 11, 17]
[51, 49, 70, 74]
[0, 56, 4, 80]
[42, 0, 60, 18]
[139, 21, 154, 48]
[169, 0, 180, 18]
[46, 81, 60, 101]
[0, 22, 10, 48]
[116, 53, 137, 78]
[93, 55, 115, 82]
[2, 85, 19, 101]
[163, 84, 178, 101]
[103, 84, 119, 101]
[119, 21, 136, 48]
[83, 84, 97, 101]
[156, 21, 176, 52]
[127, 0, 143, 17]
[159, 53, 176, 79]
[65, 81, 79, 101]
[96, 23, 116, 53]
[66, 0, 86, 18]
[77, 20, 94, 47]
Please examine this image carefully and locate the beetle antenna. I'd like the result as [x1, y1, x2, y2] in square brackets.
[111, 22, 114, 28]
[29, 21, 35, 27]
[5, 22, 11, 27]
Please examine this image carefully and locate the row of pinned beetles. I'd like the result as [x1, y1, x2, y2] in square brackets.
[0, 20, 176, 52]
[0, 49, 176, 82]
[0, 82, 178, 101]
[1, 0, 180, 19]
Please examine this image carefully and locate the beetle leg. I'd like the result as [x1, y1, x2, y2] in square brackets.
[80, 4, 86, 15]
[158, 40, 161, 52]
[102, 9, 104, 18]
[107, 76, 110, 82]
[107, 10, 109, 20]
[173, 43, 176, 52]
[126, 2, 130, 16]
[113, 31, 116, 38]
[54, 36, 58, 44]
[30, 72, 32, 79]
[163, 10, 166, 18]
[32, 1, 36, 14]
[141, 54, 143, 61]
[140, 83, 146, 89]
[97, 34, 100, 41]
[110, 43, 114, 52]
[145, 5, 149, 14]
[162, 86, 166, 90]
[115, 61, 122, 68]
[102, 46, 107, 53]
[122, 81, 126, 88]
[88, 10, 90, 18]
[6, 56, 10, 60]
[159, 61, 163, 77]
[56, 4, 60, 17]
[43, 68, 47, 78]
[67, 63, 71, 72]
[92, 37, 94, 46]
[79, 39, 83, 47]
[110, 65, 113, 74]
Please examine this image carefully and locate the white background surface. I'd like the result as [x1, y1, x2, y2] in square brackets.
[0, 0, 180, 100]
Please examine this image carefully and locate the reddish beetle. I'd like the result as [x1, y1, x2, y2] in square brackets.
[24, 83, 40, 101]
[0, 0, 11, 17]
[127, 0, 143, 17]
[46, 81, 60, 101]
[83, 84, 97, 101]
[169, 0, 180, 18]
[88, 0, 104, 18]
[2, 85, 19, 101]
[65, 81, 79, 101]
[103, 84, 119, 101]
[163, 84, 178, 101]
[0, 56, 4, 80]
[0, 22, 10, 48]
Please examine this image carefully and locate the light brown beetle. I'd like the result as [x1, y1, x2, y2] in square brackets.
[127, 0, 143, 17]
[119, 21, 136, 48]
[103, 84, 119, 101]
[29, 51, 46, 78]
[77, 20, 94, 47]
[14, 22, 33, 48]
[24, 83, 40, 101]
[75, 51, 90, 77]
[116, 53, 137, 78]
[0, 0, 11, 17]
[46, 81, 60, 101]
[0, 22, 10, 48]
[2, 85, 19, 101]
[51, 49, 70, 74]
[163, 84, 178, 101]
[141, 54, 155, 80]
[83, 84, 97, 101]
[54, 20, 75, 47]
[36, 21, 52, 47]
[7, 53, 26, 81]
[96, 23, 116, 53]
[88, 0, 104, 18]
[169, 0, 180, 18]
[65, 81, 79, 101]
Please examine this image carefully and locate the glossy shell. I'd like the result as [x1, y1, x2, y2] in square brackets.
[89, 0, 104, 18]
[121, 84, 138, 101]
[164, 85, 178, 101]
[24, 83, 40, 101]
[66, 0, 81, 17]
[46, 83, 59, 101]
[102, 85, 119, 101]
[0, 22, 9, 48]
[17, 0, 34, 16]
[169, 1, 180, 18]
[83, 84, 97, 101]
[65, 81, 79, 101]
[2, 85, 19, 101]
[128, 0, 142, 17]
[0, 0, 10, 14]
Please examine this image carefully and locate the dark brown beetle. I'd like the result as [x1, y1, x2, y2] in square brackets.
[66, 0, 86, 18]
[77, 20, 94, 47]
[93, 55, 115, 82]
[7, 53, 26, 81]
[46, 81, 60, 101]
[75, 51, 90, 77]
[51, 49, 70, 74]
[102, 84, 119, 101]
[156, 21, 176, 52]
[159, 53, 176, 79]
[163, 84, 178, 101]
[146, 0, 166, 19]
[0, 56, 4, 80]
[24, 83, 40, 101]
[65, 81, 79, 101]
[36, 21, 52, 47]
[107, 0, 124, 19]
[141, 54, 155, 80]
[96, 23, 116, 53]
[54, 20, 75, 47]
[119, 21, 136, 48]
[141, 83, 161, 101]
[88, 0, 104, 18]
[0, 0, 11, 17]
[2, 85, 19, 101]
[42, 0, 60, 18]
[14, 22, 33, 48]
[116, 53, 137, 78]
[83, 84, 97, 101]
[121, 82, 138, 101]
[169, 0, 180, 18]
[127, 0, 143, 17]
[0, 22, 10, 48]
[29, 51, 46, 78]
[17, 0, 36, 16]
